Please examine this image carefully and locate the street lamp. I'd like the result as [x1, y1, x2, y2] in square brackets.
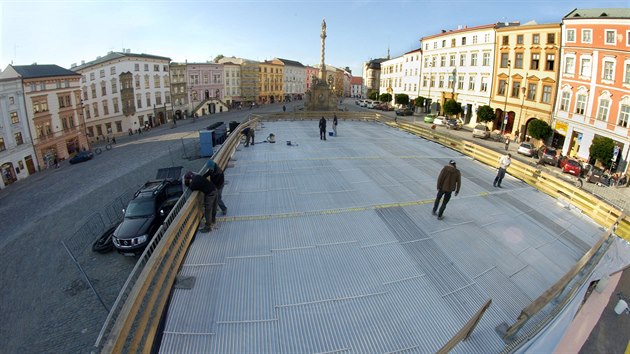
[501, 59, 511, 136]
[516, 75, 527, 142]
[188, 85, 193, 118]
[427, 62, 433, 113]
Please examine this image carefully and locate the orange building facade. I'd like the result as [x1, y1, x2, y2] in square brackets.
[553, 9, 630, 173]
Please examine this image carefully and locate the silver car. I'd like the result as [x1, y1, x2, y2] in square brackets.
[472, 124, 490, 138]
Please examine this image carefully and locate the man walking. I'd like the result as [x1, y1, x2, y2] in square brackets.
[319, 116, 327, 140]
[493, 153, 512, 188]
[184, 171, 217, 233]
[332, 114, 338, 136]
[433, 160, 461, 220]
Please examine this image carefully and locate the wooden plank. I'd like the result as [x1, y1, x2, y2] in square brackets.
[437, 299, 492, 354]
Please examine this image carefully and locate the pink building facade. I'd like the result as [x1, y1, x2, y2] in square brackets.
[553, 8, 630, 173]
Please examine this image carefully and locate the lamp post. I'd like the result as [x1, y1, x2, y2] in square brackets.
[188, 85, 193, 118]
[427, 62, 433, 113]
[501, 59, 511, 136]
[516, 76, 527, 142]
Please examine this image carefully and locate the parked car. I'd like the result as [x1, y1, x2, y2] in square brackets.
[367, 101, 379, 109]
[517, 142, 537, 157]
[396, 108, 414, 116]
[424, 114, 436, 123]
[112, 167, 184, 256]
[69, 150, 94, 164]
[472, 124, 490, 139]
[360, 100, 369, 107]
[380, 104, 394, 111]
[538, 146, 559, 166]
[433, 116, 446, 125]
[561, 158, 583, 176]
[445, 119, 463, 130]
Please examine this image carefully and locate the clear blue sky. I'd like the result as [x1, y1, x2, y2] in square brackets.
[1, 0, 628, 76]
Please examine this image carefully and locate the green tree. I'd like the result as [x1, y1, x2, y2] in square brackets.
[476, 105, 495, 123]
[369, 92, 379, 100]
[414, 96, 425, 108]
[379, 93, 392, 103]
[213, 54, 224, 63]
[395, 94, 410, 106]
[528, 119, 553, 142]
[443, 99, 462, 117]
[589, 136, 615, 168]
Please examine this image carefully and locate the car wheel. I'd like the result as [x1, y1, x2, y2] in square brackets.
[92, 224, 117, 253]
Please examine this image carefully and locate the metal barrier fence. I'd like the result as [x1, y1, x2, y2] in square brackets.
[94, 118, 257, 353]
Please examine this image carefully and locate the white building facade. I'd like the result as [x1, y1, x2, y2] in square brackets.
[0, 77, 38, 188]
[379, 55, 405, 105]
[419, 24, 498, 126]
[72, 51, 172, 139]
[276, 59, 306, 101]
[401, 48, 423, 103]
[223, 62, 241, 108]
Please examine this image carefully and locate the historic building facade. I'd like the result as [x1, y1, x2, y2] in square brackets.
[187, 62, 225, 115]
[72, 51, 172, 137]
[276, 58, 306, 101]
[169, 62, 188, 119]
[0, 64, 88, 170]
[0, 74, 38, 187]
[259, 60, 284, 104]
[420, 24, 500, 124]
[553, 8, 630, 173]
[350, 76, 364, 98]
[222, 61, 241, 108]
[380, 55, 406, 104]
[491, 22, 562, 140]
[363, 58, 388, 98]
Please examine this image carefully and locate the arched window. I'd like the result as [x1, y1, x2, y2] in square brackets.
[596, 90, 612, 121]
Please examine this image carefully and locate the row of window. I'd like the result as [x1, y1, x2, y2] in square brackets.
[84, 64, 169, 82]
[502, 33, 556, 46]
[0, 132, 25, 152]
[29, 80, 71, 92]
[83, 91, 172, 120]
[559, 91, 630, 128]
[564, 58, 630, 84]
[425, 33, 493, 50]
[86, 120, 123, 138]
[83, 75, 170, 101]
[500, 52, 555, 70]
[424, 52, 493, 68]
[565, 28, 630, 46]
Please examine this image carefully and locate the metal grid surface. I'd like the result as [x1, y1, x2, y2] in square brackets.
[159, 121, 602, 353]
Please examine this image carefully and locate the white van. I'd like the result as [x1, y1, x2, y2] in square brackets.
[367, 101, 378, 109]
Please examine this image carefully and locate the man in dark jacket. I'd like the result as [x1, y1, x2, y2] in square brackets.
[204, 160, 227, 215]
[319, 116, 327, 140]
[432, 160, 461, 220]
[241, 127, 255, 147]
[184, 171, 217, 232]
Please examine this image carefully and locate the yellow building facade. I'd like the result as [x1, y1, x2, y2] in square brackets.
[259, 60, 284, 104]
[490, 22, 561, 142]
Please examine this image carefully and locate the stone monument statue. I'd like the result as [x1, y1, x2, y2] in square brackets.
[305, 18, 337, 111]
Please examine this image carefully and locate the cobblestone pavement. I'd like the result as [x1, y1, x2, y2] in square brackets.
[0, 103, 288, 353]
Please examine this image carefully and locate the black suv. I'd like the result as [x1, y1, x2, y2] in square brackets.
[113, 176, 183, 256]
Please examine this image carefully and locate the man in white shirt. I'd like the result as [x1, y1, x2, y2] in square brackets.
[493, 153, 512, 188]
